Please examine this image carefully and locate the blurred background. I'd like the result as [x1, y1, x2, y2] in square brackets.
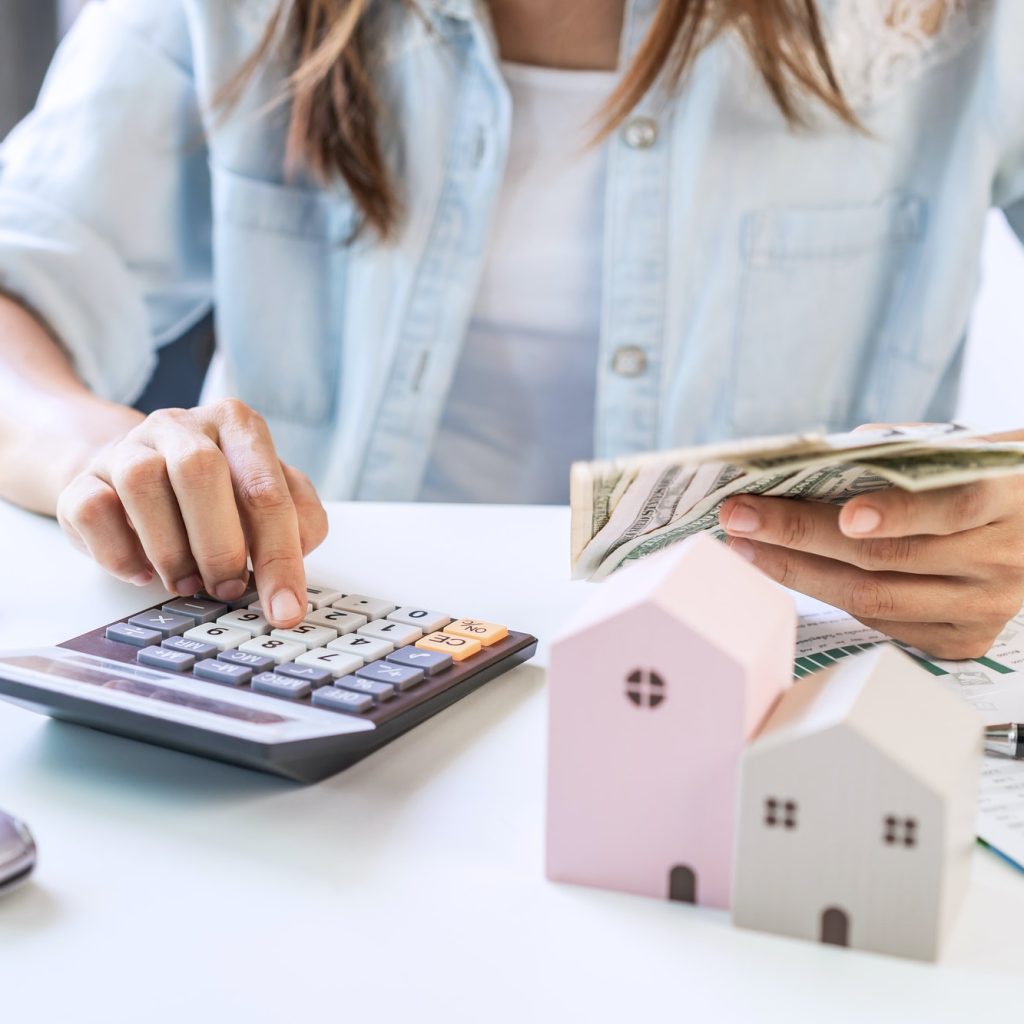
[1, 0, 1022, 431]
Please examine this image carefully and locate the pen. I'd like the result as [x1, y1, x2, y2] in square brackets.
[985, 724, 1024, 759]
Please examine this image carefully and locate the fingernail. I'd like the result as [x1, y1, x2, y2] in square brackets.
[130, 570, 153, 587]
[215, 579, 248, 602]
[723, 503, 762, 534]
[175, 575, 203, 596]
[270, 589, 302, 624]
[847, 507, 882, 535]
[728, 538, 757, 563]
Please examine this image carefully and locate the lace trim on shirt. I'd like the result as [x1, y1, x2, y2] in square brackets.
[827, 0, 994, 108]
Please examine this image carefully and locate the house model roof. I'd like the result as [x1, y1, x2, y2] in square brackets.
[749, 644, 982, 797]
[556, 534, 794, 676]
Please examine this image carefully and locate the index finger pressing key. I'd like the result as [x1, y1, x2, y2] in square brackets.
[212, 404, 307, 628]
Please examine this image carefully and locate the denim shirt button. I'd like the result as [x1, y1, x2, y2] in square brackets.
[611, 345, 648, 377]
[621, 116, 658, 150]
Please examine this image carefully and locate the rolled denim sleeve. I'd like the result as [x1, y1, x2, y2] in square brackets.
[0, 0, 212, 404]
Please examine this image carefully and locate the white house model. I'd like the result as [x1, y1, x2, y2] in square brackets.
[732, 644, 982, 961]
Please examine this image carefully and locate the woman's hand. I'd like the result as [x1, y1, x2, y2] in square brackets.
[718, 442, 1024, 660]
[55, 399, 328, 629]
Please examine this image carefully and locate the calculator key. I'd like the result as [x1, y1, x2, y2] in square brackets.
[271, 623, 338, 649]
[303, 583, 344, 609]
[238, 636, 307, 665]
[443, 618, 509, 646]
[337, 675, 397, 702]
[358, 619, 421, 648]
[331, 594, 396, 620]
[129, 610, 193, 639]
[386, 647, 453, 676]
[105, 622, 162, 648]
[162, 597, 227, 624]
[218, 649, 276, 672]
[312, 686, 374, 714]
[275, 662, 334, 687]
[162, 636, 218, 660]
[294, 648, 363, 678]
[217, 609, 271, 636]
[199, 588, 258, 611]
[357, 660, 425, 691]
[306, 608, 367, 634]
[252, 672, 314, 700]
[387, 607, 452, 633]
[184, 623, 251, 651]
[194, 660, 253, 687]
[415, 632, 481, 661]
[327, 634, 393, 662]
[138, 646, 195, 673]
[249, 599, 313, 616]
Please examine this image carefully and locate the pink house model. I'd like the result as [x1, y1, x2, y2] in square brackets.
[546, 535, 796, 908]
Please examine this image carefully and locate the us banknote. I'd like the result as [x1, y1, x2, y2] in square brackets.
[571, 424, 1024, 580]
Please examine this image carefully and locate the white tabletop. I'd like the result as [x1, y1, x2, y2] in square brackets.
[0, 499, 1022, 1022]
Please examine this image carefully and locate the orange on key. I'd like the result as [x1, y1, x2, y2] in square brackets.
[416, 632, 481, 661]
[443, 618, 509, 646]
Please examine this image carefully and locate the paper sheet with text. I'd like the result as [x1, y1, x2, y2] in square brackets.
[793, 595, 1024, 871]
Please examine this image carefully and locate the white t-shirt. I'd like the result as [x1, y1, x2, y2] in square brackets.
[419, 61, 615, 505]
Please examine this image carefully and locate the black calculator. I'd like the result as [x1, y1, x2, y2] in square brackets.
[0, 581, 537, 782]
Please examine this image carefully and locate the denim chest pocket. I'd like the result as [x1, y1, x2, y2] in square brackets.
[211, 165, 357, 424]
[729, 192, 927, 436]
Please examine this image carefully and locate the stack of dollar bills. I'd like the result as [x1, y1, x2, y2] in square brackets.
[571, 423, 1024, 581]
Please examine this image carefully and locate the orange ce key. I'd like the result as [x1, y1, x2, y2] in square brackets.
[416, 632, 481, 661]
[443, 618, 509, 647]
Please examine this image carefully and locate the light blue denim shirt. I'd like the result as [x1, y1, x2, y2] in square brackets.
[0, 0, 1022, 501]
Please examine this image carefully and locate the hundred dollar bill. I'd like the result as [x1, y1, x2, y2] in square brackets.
[571, 425, 1024, 581]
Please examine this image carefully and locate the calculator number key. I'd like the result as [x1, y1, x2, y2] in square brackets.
[306, 608, 367, 634]
[415, 632, 481, 661]
[357, 620, 421, 648]
[387, 607, 452, 633]
[444, 618, 508, 646]
[294, 648, 363, 678]
[238, 636, 307, 665]
[217, 609, 271, 636]
[327, 634, 393, 662]
[183, 623, 251, 651]
[271, 623, 338, 649]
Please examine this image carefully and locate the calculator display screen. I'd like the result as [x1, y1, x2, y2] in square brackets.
[0, 652, 373, 742]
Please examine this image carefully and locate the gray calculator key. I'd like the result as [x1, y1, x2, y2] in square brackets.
[218, 649, 275, 672]
[275, 662, 334, 687]
[162, 597, 227, 624]
[252, 672, 315, 700]
[162, 636, 218, 660]
[386, 647, 453, 676]
[138, 646, 195, 673]
[338, 675, 397, 702]
[201, 588, 258, 611]
[194, 660, 252, 687]
[312, 686, 374, 714]
[128, 610, 193, 638]
[356, 661, 424, 691]
[105, 622, 162, 648]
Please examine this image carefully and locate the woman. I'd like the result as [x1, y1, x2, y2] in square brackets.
[0, 0, 1022, 656]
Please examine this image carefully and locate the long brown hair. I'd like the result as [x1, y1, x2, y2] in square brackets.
[228, 0, 856, 239]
